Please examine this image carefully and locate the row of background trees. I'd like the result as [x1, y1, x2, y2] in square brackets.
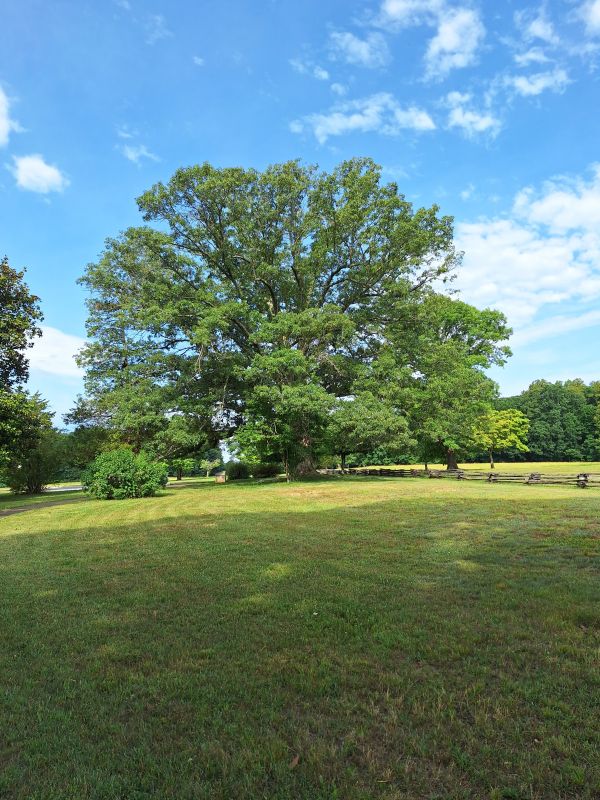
[3, 159, 600, 492]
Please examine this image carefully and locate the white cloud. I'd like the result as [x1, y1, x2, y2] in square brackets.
[291, 92, 435, 143]
[511, 310, 600, 346]
[193, 55, 205, 66]
[29, 326, 85, 378]
[378, 0, 443, 28]
[425, 7, 485, 79]
[578, 0, 600, 35]
[116, 124, 135, 139]
[514, 47, 550, 66]
[445, 91, 501, 137]
[515, 9, 559, 45]
[460, 183, 474, 200]
[507, 68, 569, 97]
[513, 164, 600, 232]
[10, 154, 69, 193]
[329, 31, 391, 68]
[289, 59, 330, 80]
[330, 82, 348, 96]
[455, 165, 600, 332]
[145, 14, 172, 44]
[0, 85, 21, 148]
[119, 144, 159, 164]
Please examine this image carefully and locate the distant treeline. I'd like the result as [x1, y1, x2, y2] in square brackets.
[494, 379, 600, 462]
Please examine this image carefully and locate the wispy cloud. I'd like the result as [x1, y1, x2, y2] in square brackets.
[456, 165, 600, 330]
[445, 91, 501, 138]
[193, 55, 205, 66]
[506, 68, 569, 97]
[119, 143, 159, 165]
[514, 47, 550, 66]
[29, 326, 85, 377]
[514, 8, 559, 45]
[0, 85, 22, 148]
[289, 58, 330, 80]
[330, 82, 348, 96]
[291, 92, 435, 144]
[329, 31, 391, 68]
[375, 1, 484, 80]
[377, 0, 443, 29]
[145, 14, 172, 45]
[577, 0, 600, 36]
[10, 154, 69, 193]
[425, 7, 485, 79]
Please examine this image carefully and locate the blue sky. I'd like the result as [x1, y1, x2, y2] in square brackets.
[2, 0, 600, 419]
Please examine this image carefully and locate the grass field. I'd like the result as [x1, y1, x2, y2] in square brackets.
[0, 489, 86, 511]
[1, 478, 599, 799]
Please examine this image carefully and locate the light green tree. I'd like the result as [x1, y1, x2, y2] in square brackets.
[475, 408, 529, 469]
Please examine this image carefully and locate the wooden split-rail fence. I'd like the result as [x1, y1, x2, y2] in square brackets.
[320, 467, 600, 489]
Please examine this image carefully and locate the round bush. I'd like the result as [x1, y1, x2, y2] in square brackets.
[250, 462, 282, 478]
[82, 448, 168, 500]
[225, 461, 250, 480]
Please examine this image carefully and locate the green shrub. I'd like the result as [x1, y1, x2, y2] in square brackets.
[82, 448, 168, 499]
[5, 429, 66, 494]
[250, 462, 281, 478]
[225, 461, 250, 480]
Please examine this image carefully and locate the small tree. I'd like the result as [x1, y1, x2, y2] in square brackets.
[82, 448, 168, 499]
[170, 457, 196, 481]
[199, 457, 221, 477]
[325, 393, 411, 471]
[5, 428, 65, 494]
[475, 409, 529, 468]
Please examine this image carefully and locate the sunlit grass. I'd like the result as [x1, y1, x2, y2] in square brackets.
[1, 478, 598, 799]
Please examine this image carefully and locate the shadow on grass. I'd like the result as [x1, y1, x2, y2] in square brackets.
[1, 491, 599, 799]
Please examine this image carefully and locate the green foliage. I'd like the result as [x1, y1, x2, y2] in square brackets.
[82, 448, 168, 499]
[0, 255, 43, 390]
[199, 457, 221, 477]
[4, 429, 66, 494]
[325, 392, 411, 469]
[474, 409, 529, 467]
[0, 391, 53, 470]
[225, 461, 249, 480]
[66, 424, 112, 470]
[250, 462, 282, 478]
[169, 457, 196, 480]
[498, 379, 600, 461]
[76, 158, 512, 477]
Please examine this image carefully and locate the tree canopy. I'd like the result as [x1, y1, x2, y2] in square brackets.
[0, 255, 43, 390]
[76, 159, 511, 476]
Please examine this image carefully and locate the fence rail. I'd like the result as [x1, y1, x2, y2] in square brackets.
[319, 467, 600, 488]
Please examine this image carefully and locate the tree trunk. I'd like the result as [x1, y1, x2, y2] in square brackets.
[446, 448, 459, 470]
[283, 451, 291, 483]
[424, 461, 428, 471]
[340, 453, 347, 473]
[176, 467, 183, 481]
[489, 450, 495, 469]
[293, 455, 318, 478]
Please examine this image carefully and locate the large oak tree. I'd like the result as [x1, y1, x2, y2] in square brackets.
[76, 158, 510, 475]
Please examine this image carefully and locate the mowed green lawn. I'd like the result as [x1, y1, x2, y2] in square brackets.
[0, 478, 599, 800]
